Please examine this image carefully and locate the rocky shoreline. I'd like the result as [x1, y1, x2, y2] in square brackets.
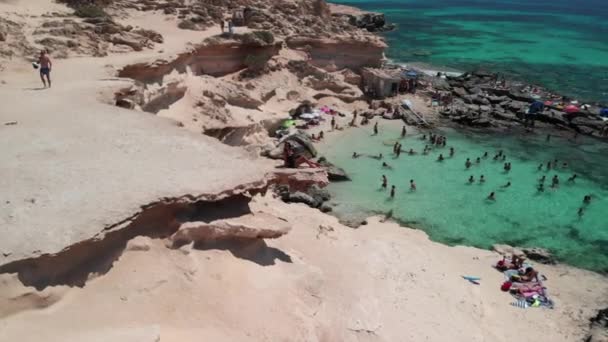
[439, 70, 607, 138]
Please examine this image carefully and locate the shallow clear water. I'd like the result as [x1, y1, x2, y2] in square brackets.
[322, 124, 608, 272]
[332, 0, 608, 103]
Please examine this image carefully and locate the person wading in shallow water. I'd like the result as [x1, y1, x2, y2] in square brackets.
[381, 175, 388, 189]
[401, 126, 407, 138]
[390, 185, 396, 198]
[373, 122, 378, 135]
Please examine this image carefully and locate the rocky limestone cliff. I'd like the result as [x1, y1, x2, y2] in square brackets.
[286, 36, 387, 71]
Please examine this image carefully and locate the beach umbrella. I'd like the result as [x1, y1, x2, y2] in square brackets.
[564, 105, 579, 113]
[600, 108, 608, 118]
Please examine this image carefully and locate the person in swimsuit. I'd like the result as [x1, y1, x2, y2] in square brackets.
[479, 175, 485, 183]
[487, 192, 496, 201]
[373, 122, 378, 135]
[352, 152, 360, 159]
[437, 154, 444, 162]
[410, 179, 417, 191]
[501, 181, 511, 188]
[401, 126, 407, 138]
[468, 175, 475, 184]
[567, 174, 577, 182]
[465, 158, 472, 169]
[381, 175, 388, 189]
[37, 50, 52, 88]
[449, 147, 455, 157]
[390, 185, 396, 198]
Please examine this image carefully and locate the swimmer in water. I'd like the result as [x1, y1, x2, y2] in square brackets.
[562, 162, 568, 168]
[537, 183, 545, 192]
[371, 153, 383, 160]
[408, 148, 416, 155]
[449, 147, 455, 157]
[475, 157, 481, 164]
[537, 163, 543, 171]
[423, 146, 429, 155]
[382, 162, 393, 169]
[401, 126, 407, 138]
[578, 207, 584, 217]
[546, 161, 552, 170]
[352, 152, 360, 159]
[567, 174, 577, 182]
[539, 175, 546, 183]
[465, 158, 472, 169]
[468, 175, 475, 184]
[479, 175, 485, 183]
[483, 152, 488, 158]
[502, 155, 507, 161]
[493, 154, 499, 161]
[487, 192, 496, 201]
[421, 134, 426, 141]
[583, 195, 591, 204]
[390, 185, 395, 198]
[438, 154, 444, 162]
[501, 181, 511, 188]
[381, 175, 387, 189]
[551, 175, 559, 188]
[410, 179, 417, 191]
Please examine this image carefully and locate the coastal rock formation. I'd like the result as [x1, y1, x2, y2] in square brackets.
[440, 72, 608, 137]
[118, 36, 281, 83]
[286, 36, 387, 71]
[522, 247, 556, 265]
[169, 212, 291, 247]
[586, 308, 608, 342]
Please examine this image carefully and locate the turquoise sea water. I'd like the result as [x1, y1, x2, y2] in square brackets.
[332, 0, 608, 103]
[322, 125, 608, 272]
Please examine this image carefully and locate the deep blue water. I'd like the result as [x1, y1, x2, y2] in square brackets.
[332, 0, 608, 103]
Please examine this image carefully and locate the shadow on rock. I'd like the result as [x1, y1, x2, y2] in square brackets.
[193, 238, 292, 266]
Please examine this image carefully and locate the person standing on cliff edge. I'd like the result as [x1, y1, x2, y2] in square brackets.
[37, 50, 52, 88]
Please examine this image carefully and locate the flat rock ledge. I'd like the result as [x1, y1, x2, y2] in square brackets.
[169, 212, 291, 247]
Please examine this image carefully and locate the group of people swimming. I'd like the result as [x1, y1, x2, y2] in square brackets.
[381, 174, 417, 199]
[350, 123, 595, 216]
